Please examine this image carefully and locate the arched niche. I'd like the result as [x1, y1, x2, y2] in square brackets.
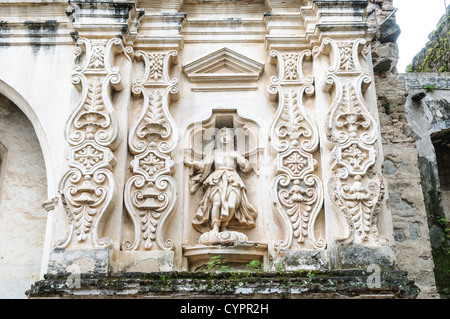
[181, 109, 268, 271]
[0, 93, 48, 298]
[0, 80, 53, 195]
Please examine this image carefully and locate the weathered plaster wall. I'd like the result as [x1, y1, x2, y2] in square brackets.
[0, 44, 75, 196]
[0, 42, 79, 281]
[435, 141, 450, 221]
[369, 0, 439, 298]
[0, 94, 48, 299]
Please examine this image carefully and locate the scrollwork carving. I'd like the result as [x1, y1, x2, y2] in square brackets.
[123, 174, 176, 251]
[59, 168, 117, 247]
[330, 173, 386, 245]
[326, 77, 377, 146]
[58, 37, 129, 249]
[273, 174, 325, 250]
[123, 50, 179, 251]
[317, 37, 388, 246]
[315, 38, 369, 75]
[269, 49, 325, 252]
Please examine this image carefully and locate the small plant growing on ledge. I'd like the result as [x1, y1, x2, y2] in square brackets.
[274, 261, 285, 273]
[424, 84, 436, 93]
[205, 255, 223, 271]
[246, 260, 264, 272]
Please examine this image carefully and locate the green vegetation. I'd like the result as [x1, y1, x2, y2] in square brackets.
[409, 6, 450, 73]
[246, 260, 264, 272]
[204, 255, 223, 271]
[424, 84, 437, 93]
[203, 255, 265, 276]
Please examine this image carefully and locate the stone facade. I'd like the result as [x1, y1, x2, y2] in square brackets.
[0, 0, 441, 299]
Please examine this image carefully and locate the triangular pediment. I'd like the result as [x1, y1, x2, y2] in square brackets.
[182, 47, 265, 85]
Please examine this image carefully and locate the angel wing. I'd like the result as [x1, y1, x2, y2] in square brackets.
[184, 127, 215, 193]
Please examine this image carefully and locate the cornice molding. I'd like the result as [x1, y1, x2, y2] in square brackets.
[67, 0, 144, 43]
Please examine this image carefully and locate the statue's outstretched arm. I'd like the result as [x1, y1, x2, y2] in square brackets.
[184, 157, 204, 171]
[236, 152, 252, 173]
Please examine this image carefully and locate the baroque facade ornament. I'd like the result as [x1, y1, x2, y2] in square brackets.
[58, 37, 130, 248]
[34, 0, 400, 281]
[123, 50, 179, 252]
[268, 49, 325, 251]
[316, 38, 388, 246]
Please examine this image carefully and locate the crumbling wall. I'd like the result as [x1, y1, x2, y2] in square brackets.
[369, 0, 439, 298]
[403, 72, 450, 298]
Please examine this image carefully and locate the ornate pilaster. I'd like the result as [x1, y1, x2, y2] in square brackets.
[315, 38, 388, 246]
[268, 49, 325, 255]
[122, 50, 179, 252]
[58, 37, 132, 249]
[312, 0, 394, 269]
[50, 1, 140, 275]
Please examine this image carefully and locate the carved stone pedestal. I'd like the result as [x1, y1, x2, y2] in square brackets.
[47, 248, 113, 275]
[276, 246, 396, 272]
[328, 245, 396, 270]
[276, 250, 328, 271]
[182, 242, 268, 272]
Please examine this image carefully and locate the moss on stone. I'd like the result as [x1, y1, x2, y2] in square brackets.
[26, 269, 420, 299]
[410, 6, 450, 72]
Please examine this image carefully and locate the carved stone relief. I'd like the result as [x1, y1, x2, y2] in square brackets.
[268, 49, 326, 252]
[182, 112, 267, 270]
[315, 38, 388, 246]
[123, 50, 179, 252]
[49, 0, 396, 276]
[184, 113, 261, 244]
[58, 38, 131, 249]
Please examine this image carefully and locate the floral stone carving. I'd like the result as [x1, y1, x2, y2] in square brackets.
[58, 37, 130, 249]
[316, 38, 388, 246]
[268, 49, 325, 252]
[122, 50, 179, 252]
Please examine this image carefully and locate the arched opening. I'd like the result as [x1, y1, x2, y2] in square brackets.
[432, 129, 450, 222]
[0, 93, 48, 298]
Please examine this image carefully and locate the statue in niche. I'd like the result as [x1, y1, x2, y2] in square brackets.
[184, 127, 258, 245]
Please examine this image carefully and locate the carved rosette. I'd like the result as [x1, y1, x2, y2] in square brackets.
[316, 38, 387, 246]
[58, 38, 131, 249]
[268, 50, 325, 251]
[123, 50, 179, 251]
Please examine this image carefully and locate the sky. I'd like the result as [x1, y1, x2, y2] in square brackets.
[395, 0, 447, 72]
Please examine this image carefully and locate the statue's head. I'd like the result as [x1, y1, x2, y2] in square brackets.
[217, 127, 234, 149]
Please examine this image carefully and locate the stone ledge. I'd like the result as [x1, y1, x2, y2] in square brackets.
[26, 269, 419, 299]
[403, 72, 450, 90]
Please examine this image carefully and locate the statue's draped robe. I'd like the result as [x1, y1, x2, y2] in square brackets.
[190, 151, 257, 232]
